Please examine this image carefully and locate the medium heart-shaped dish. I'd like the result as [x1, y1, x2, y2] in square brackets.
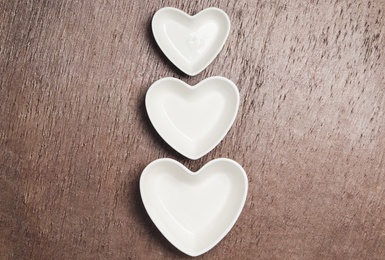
[145, 76, 239, 160]
[140, 158, 248, 256]
[152, 7, 230, 76]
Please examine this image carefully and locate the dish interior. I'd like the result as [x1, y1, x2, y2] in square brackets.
[163, 88, 225, 141]
[164, 19, 220, 64]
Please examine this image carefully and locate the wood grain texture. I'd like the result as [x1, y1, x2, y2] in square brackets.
[1, 0, 385, 259]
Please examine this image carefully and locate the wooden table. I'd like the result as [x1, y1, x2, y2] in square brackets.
[1, 0, 385, 259]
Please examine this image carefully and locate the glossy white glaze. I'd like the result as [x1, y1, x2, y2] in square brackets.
[152, 7, 230, 76]
[145, 77, 239, 160]
[140, 158, 248, 256]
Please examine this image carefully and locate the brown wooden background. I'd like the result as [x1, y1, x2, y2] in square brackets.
[1, 0, 385, 259]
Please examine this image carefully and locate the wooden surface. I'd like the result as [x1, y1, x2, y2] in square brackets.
[1, 0, 385, 259]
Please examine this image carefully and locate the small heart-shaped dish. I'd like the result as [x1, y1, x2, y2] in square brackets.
[140, 158, 248, 256]
[152, 7, 230, 76]
[145, 76, 239, 160]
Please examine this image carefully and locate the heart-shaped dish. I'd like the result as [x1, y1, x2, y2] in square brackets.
[145, 76, 239, 160]
[140, 158, 248, 257]
[152, 7, 230, 76]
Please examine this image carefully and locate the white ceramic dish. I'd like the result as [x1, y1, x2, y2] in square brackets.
[145, 76, 239, 160]
[140, 158, 248, 257]
[152, 7, 230, 76]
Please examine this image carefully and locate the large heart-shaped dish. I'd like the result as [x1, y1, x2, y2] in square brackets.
[152, 7, 230, 76]
[140, 158, 248, 256]
[145, 77, 239, 160]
